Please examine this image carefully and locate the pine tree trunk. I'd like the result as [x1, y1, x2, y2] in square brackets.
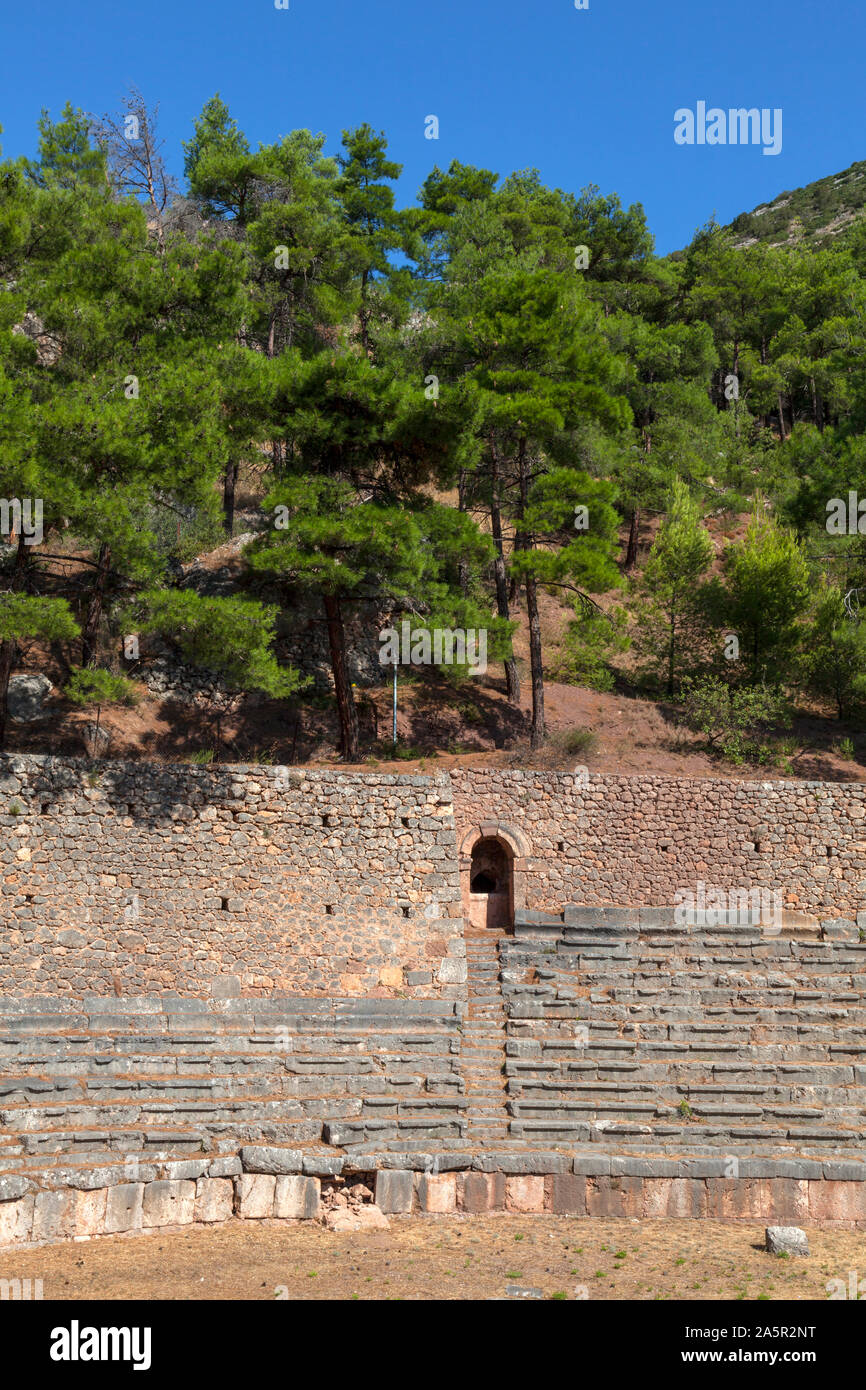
[81, 543, 111, 667]
[516, 437, 545, 749]
[323, 592, 359, 761]
[223, 460, 239, 537]
[490, 441, 520, 704]
[457, 470, 470, 599]
[625, 508, 640, 569]
[526, 572, 545, 750]
[667, 608, 677, 698]
[0, 533, 30, 749]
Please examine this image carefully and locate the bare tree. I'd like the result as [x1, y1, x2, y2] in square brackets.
[90, 88, 177, 252]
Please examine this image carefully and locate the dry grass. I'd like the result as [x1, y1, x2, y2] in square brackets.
[2, 1216, 862, 1301]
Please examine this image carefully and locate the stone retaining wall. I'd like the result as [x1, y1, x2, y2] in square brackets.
[0, 757, 463, 1000]
[450, 770, 866, 918]
[3, 1153, 866, 1250]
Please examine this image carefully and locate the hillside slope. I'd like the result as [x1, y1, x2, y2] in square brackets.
[727, 158, 866, 247]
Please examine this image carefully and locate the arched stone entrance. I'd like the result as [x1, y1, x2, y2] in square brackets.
[468, 837, 512, 931]
[458, 822, 532, 935]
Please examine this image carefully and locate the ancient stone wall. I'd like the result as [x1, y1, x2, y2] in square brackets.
[450, 770, 866, 919]
[0, 757, 464, 1000]
[5, 759, 866, 1006]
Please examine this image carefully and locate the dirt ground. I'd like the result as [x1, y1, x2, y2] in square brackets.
[2, 1217, 863, 1301]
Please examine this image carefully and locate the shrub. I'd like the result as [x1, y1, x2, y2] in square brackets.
[564, 727, 598, 757]
[679, 676, 792, 765]
[552, 606, 629, 692]
[65, 668, 139, 709]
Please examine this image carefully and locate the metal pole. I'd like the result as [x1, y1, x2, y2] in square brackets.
[392, 658, 398, 747]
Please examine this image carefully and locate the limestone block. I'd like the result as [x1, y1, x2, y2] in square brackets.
[273, 1176, 320, 1220]
[505, 1176, 545, 1213]
[417, 1173, 457, 1213]
[237, 1173, 276, 1219]
[141, 1180, 195, 1229]
[104, 1184, 144, 1235]
[0, 1196, 35, 1247]
[194, 1178, 234, 1224]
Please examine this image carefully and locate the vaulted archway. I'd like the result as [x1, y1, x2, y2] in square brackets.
[459, 821, 531, 935]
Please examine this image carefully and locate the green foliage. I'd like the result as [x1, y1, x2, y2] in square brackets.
[188, 748, 216, 765]
[553, 606, 629, 691]
[718, 502, 811, 682]
[728, 160, 866, 248]
[563, 727, 598, 757]
[130, 590, 305, 700]
[679, 676, 792, 765]
[28, 103, 107, 190]
[5, 93, 866, 764]
[797, 582, 866, 719]
[64, 668, 139, 708]
[0, 595, 79, 644]
[634, 480, 714, 694]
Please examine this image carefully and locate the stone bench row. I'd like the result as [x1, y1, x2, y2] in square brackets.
[515, 906, 865, 934]
[505, 1074, 866, 1106]
[507, 1116, 864, 1148]
[0, 1073, 465, 1104]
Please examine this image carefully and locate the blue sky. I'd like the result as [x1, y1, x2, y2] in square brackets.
[1, 0, 864, 253]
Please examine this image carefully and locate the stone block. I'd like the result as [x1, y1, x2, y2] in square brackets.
[72, 1188, 107, 1238]
[32, 1190, 75, 1242]
[437, 958, 467, 985]
[104, 1184, 144, 1235]
[0, 1176, 32, 1203]
[823, 1162, 866, 1181]
[375, 1170, 414, 1214]
[642, 1179, 690, 1219]
[141, 1180, 195, 1229]
[161, 1160, 209, 1181]
[208, 1157, 242, 1178]
[572, 1155, 611, 1176]
[237, 1174, 276, 1219]
[808, 1180, 866, 1223]
[585, 1176, 642, 1218]
[766, 1226, 809, 1256]
[505, 1176, 545, 1213]
[273, 1176, 320, 1220]
[548, 1174, 585, 1215]
[417, 1173, 457, 1213]
[241, 1146, 304, 1175]
[459, 1173, 493, 1213]
[302, 1155, 344, 1178]
[0, 1196, 34, 1247]
[194, 1178, 234, 1224]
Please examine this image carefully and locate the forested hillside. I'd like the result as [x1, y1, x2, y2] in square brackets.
[728, 158, 866, 247]
[2, 94, 866, 777]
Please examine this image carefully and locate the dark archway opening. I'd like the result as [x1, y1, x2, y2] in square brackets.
[468, 837, 514, 933]
[471, 869, 497, 893]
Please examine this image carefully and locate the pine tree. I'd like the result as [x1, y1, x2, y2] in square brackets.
[636, 479, 714, 695]
[336, 125, 405, 353]
[721, 502, 811, 683]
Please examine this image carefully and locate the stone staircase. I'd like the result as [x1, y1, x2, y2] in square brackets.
[2, 908, 865, 1194]
[501, 910, 866, 1159]
[0, 998, 467, 1184]
[463, 936, 509, 1145]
